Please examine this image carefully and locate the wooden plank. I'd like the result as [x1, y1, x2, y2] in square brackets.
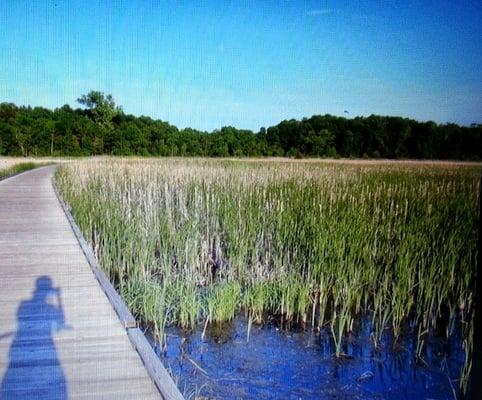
[0, 254, 87, 265]
[0, 345, 145, 367]
[1, 360, 159, 387]
[128, 328, 184, 400]
[1, 379, 161, 400]
[0, 166, 177, 399]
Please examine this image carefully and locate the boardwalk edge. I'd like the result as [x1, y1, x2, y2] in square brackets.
[51, 168, 185, 400]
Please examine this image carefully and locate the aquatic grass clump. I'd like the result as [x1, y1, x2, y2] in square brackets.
[54, 158, 479, 391]
[205, 282, 242, 324]
[121, 277, 171, 342]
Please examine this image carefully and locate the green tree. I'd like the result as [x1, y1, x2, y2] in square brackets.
[77, 91, 120, 130]
[0, 94, 481, 160]
[15, 126, 30, 157]
[31, 118, 55, 156]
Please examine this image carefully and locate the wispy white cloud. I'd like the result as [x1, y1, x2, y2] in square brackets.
[306, 9, 335, 16]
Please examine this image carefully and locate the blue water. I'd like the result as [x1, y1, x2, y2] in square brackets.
[154, 316, 465, 399]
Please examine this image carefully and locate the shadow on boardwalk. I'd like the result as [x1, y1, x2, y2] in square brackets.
[1, 276, 69, 399]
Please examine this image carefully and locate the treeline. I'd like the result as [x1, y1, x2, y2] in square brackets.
[0, 92, 481, 159]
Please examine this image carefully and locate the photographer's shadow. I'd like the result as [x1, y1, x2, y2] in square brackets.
[1, 276, 69, 399]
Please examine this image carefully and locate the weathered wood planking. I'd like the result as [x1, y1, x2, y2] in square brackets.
[0, 166, 183, 400]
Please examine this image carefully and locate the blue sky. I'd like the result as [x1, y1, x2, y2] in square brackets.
[1, 1, 481, 131]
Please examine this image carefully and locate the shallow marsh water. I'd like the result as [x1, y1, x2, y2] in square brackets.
[153, 316, 464, 400]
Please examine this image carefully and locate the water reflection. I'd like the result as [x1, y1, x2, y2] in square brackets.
[157, 316, 463, 399]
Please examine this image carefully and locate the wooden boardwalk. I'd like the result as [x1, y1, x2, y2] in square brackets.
[0, 166, 178, 399]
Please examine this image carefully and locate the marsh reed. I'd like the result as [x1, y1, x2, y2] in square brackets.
[55, 158, 479, 390]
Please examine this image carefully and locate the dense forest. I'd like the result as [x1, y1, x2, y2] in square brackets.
[0, 91, 481, 159]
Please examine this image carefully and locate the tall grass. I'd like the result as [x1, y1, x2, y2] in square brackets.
[54, 158, 479, 391]
[0, 162, 41, 180]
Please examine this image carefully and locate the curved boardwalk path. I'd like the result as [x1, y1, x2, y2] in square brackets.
[0, 166, 165, 399]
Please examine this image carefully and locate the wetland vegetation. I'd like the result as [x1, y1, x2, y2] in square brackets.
[54, 158, 480, 397]
[0, 160, 44, 180]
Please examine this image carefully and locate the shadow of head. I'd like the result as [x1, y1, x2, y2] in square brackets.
[33, 276, 59, 299]
[32, 276, 60, 302]
[36, 275, 54, 290]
